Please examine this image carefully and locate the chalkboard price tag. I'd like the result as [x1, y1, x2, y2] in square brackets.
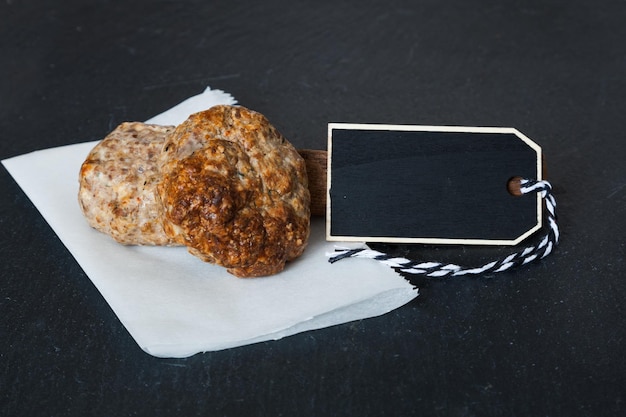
[327, 124, 543, 245]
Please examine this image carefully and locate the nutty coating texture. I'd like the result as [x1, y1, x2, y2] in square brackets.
[158, 105, 310, 277]
[78, 122, 178, 245]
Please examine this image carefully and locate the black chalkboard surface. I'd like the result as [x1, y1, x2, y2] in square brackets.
[327, 124, 542, 245]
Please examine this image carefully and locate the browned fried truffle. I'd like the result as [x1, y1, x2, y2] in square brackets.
[157, 105, 310, 277]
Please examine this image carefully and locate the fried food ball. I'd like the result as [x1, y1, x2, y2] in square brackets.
[158, 105, 310, 277]
[78, 122, 178, 246]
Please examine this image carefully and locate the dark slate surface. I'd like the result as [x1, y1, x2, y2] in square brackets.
[1, 1, 625, 416]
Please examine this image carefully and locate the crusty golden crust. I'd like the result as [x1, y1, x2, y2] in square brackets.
[158, 105, 310, 277]
[77, 106, 310, 277]
[78, 122, 178, 246]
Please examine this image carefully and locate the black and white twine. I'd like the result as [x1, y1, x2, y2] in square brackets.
[328, 179, 559, 277]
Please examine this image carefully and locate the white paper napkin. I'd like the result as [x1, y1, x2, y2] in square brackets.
[2, 86, 418, 358]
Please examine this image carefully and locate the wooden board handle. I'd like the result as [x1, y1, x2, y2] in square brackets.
[298, 149, 327, 217]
